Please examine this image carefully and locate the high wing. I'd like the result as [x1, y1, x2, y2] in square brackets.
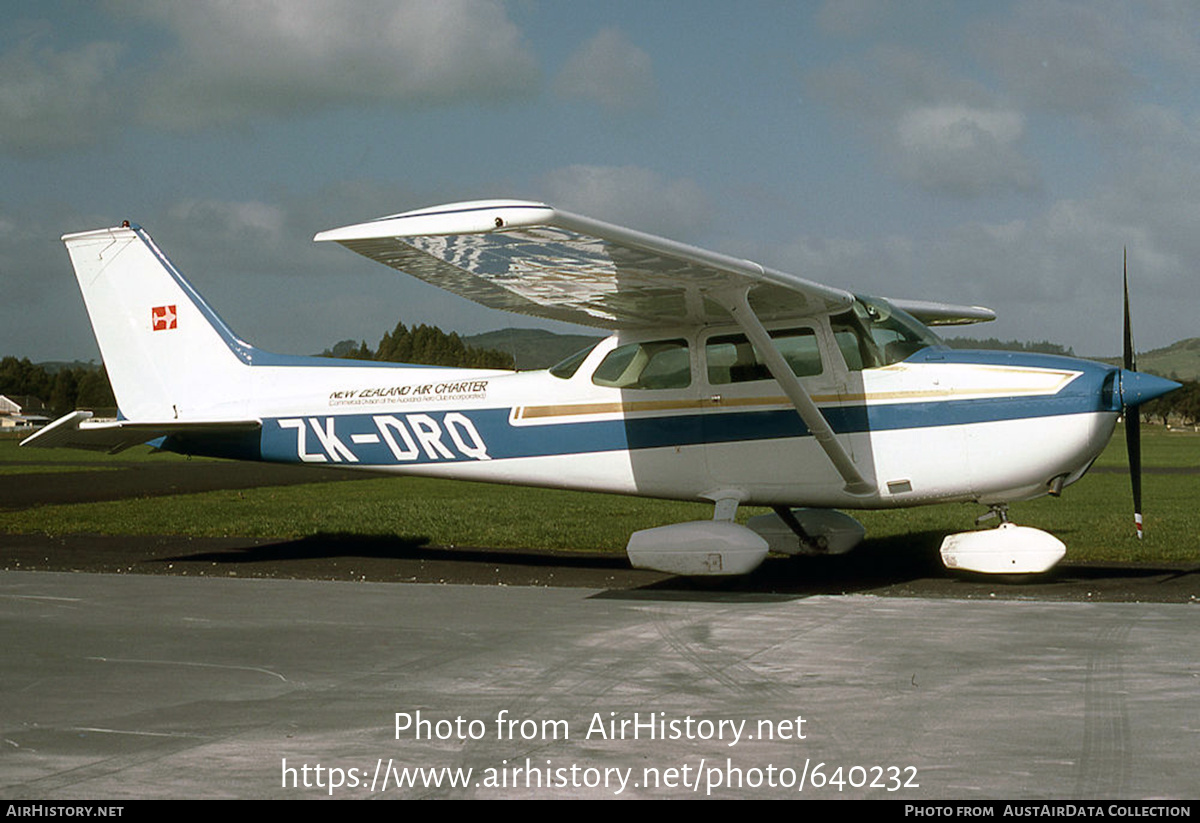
[315, 200, 860, 329]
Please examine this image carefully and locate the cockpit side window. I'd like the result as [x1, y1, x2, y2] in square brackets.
[705, 328, 822, 384]
[830, 314, 878, 371]
[591, 339, 691, 389]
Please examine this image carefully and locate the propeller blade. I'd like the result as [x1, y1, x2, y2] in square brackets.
[1125, 391, 1143, 538]
[1123, 250, 1135, 372]
[1123, 249, 1143, 539]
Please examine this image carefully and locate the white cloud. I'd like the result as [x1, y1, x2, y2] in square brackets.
[1135, 2, 1200, 74]
[166, 199, 288, 247]
[977, 0, 1135, 120]
[762, 136, 1200, 354]
[892, 105, 1037, 196]
[815, 0, 892, 37]
[539, 165, 709, 241]
[0, 0, 542, 150]
[0, 39, 123, 155]
[125, 0, 539, 129]
[816, 0, 961, 39]
[159, 188, 566, 353]
[773, 236, 871, 279]
[555, 28, 656, 112]
[807, 45, 993, 117]
[0, 204, 107, 359]
[806, 47, 1041, 197]
[898, 106, 1023, 152]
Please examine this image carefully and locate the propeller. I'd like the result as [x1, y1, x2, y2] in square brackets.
[1117, 255, 1181, 540]
[1122, 249, 1142, 539]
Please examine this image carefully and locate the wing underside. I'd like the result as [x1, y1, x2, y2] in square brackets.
[315, 200, 857, 329]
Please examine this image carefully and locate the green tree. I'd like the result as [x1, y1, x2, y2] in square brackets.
[0, 356, 52, 399]
[49, 369, 79, 414]
[364, 320, 514, 369]
[76, 366, 117, 410]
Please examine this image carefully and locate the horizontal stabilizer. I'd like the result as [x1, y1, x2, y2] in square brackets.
[21, 410, 260, 454]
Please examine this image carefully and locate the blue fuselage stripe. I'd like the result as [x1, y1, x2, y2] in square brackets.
[251, 388, 1113, 467]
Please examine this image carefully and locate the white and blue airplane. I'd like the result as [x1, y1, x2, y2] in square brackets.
[23, 200, 1180, 576]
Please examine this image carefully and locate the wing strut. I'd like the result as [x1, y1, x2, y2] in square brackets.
[715, 288, 875, 497]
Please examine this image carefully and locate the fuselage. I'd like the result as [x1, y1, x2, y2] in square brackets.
[159, 316, 1127, 512]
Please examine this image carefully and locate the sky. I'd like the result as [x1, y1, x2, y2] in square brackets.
[3, 0, 1199, 363]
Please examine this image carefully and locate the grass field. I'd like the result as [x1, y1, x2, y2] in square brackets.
[1, 426, 1197, 564]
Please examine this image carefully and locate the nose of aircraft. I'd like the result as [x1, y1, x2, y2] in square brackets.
[1119, 369, 1181, 407]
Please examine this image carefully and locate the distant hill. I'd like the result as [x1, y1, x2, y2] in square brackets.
[34, 360, 103, 375]
[463, 328, 603, 370]
[935, 335, 1200, 381]
[940, 336, 1076, 357]
[1087, 337, 1200, 381]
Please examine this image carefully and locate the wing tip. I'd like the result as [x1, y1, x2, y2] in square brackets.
[887, 298, 997, 326]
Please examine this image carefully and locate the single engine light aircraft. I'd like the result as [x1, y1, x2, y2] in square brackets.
[24, 201, 1180, 576]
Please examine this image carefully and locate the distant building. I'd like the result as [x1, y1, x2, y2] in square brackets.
[0, 395, 52, 430]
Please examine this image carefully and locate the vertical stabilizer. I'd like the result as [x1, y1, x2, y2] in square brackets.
[63, 225, 252, 422]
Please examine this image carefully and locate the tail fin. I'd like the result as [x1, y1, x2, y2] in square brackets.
[63, 225, 253, 422]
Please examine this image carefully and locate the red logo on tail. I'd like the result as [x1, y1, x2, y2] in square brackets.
[152, 305, 177, 331]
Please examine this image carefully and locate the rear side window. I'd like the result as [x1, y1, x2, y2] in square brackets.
[592, 339, 691, 389]
[705, 328, 821, 384]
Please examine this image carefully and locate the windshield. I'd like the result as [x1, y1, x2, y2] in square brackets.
[548, 343, 598, 379]
[832, 295, 943, 368]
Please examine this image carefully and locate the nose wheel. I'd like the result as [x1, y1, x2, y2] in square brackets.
[940, 505, 1065, 575]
